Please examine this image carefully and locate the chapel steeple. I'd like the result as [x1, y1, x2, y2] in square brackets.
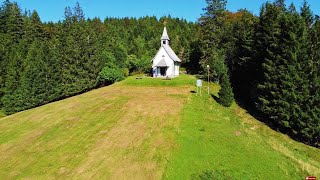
[161, 26, 170, 46]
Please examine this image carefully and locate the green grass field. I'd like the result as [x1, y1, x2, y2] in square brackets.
[0, 74, 319, 179]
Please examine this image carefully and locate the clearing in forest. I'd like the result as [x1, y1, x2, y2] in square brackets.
[0, 75, 319, 179]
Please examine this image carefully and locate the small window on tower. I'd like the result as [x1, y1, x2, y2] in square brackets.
[163, 40, 166, 45]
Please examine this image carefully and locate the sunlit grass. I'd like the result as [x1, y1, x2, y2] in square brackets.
[119, 74, 196, 87]
[163, 82, 320, 179]
[0, 74, 318, 179]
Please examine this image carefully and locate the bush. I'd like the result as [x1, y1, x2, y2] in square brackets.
[123, 68, 129, 77]
[98, 67, 125, 85]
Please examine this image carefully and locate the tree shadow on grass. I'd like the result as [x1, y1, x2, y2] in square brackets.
[191, 170, 232, 180]
[211, 94, 219, 102]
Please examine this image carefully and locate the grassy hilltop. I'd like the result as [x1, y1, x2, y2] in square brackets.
[0, 75, 319, 179]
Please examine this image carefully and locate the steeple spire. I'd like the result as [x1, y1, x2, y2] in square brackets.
[161, 26, 170, 46]
[161, 27, 170, 40]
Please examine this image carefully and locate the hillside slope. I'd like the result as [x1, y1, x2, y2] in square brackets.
[0, 75, 319, 179]
[164, 85, 320, 179]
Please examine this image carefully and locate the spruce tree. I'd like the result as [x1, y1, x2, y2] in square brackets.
[274, 0, 286, 11]
[199, 0, 234, 103]
[3, 1, 24, 43]
[199, 0, 228, 75]
[30, 10, 43, 39]
[73, 2, 85, 22]
[229, 10, 257, 102]
[300, 0, 314, 29]
[218, 73, 234, 107]
[254, 2, 282, 115]
[308, 16, 320, 146]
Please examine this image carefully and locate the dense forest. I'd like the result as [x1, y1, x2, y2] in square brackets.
[0, 0, 319, 147]
[0, 0, 199, 114]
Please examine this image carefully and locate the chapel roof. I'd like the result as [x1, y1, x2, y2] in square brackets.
[162, 45, 181, 62]
[155, 58, 168, 67]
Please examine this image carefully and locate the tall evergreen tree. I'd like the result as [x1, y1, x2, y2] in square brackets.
[308, 16, 320, 146]
[73, 2, 85, 22]
[274, 0, 286, 11]
[1, 1, 24, 43]
[218, 73, 234, 107]
[199, 0, 228, 74]
[229, 10, 257, 102]
[300, 0, 314, 29]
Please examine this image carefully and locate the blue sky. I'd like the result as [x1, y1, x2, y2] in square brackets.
[3, 0, 320, 22]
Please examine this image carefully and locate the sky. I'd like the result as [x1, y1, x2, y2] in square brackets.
[3, 0, 320, 22]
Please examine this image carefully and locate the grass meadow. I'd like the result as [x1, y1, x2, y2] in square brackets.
[0, 74, 319, 179]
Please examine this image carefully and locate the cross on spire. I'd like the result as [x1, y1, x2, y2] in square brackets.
[163, 20, 168, 27]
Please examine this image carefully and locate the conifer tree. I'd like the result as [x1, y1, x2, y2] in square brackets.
[274, 0, 286, 11]
[199, 0, 228, 73]
[229, 10, 257, 101]
[218, 73, 234, 107]
[30, 10, 43, 39]
[308, 16, 320, 146]
[288, 3, 296, 14]
[199, 0, 234, 103]
[300, 0, 314, 29]
[2, 1, 24, 43]
[73, 2, 85, 22]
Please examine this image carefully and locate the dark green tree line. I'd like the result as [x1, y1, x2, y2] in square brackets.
[0, 1, 199, 114]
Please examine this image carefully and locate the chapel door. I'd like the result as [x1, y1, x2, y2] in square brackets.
[160, 67, 167, 76]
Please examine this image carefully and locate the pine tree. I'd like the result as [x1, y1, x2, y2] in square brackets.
[300, 0, 314, 29]
[288, 3, 296, 14]
[274, 0, 286, 11]
[199, 0, 228, 76]
[218, 73, 234, 107]
[30, 10, 43, 39]
[255, 2, 284, 126]
[199, 0, 234, 103]
[2, 1, 24, 43]
[64, 6, 72, 28]
[2, 40, 28, 114]
[73, 2, 85, 22]
[229, 10, 257, 102]
[308, 16, 320, 146]
[254, 2, 282, 107]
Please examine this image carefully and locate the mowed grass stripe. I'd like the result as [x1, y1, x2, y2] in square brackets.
[0, 78, 191, 179]
[0, 86, 130, 178]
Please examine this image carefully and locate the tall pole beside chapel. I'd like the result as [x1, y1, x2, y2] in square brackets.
[207, 65, 210, 94]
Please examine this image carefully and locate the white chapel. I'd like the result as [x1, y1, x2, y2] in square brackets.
[151, 27, 181, 78]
